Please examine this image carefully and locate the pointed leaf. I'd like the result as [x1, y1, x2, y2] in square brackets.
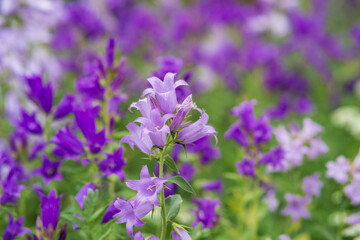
[165, 176, 195, 195]
[164, 154, 179, 173]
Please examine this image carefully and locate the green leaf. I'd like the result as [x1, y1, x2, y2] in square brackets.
[165, 194, 182, 220]
[165, 176, 195, 195]
[61, 213, 85, 228]
[164, 154, 179, 173]
[70, 198, 86, 219]
[89, 205, 108, 223]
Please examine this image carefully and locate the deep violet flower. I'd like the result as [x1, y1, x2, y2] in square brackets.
[179, 163, 196, 182]
[282, 194, 310, 222]
[18, 109, 43, 135]
[99, 147, 127, 181]
[3, 215, 31, 240]
[126, 165, 167, 206]
[39, 189, 64, 231]
[113, 198, 153, 237]
[1, 170, 26, 204]
[51, 125, 85, 157]
[192, 198, 221, 229]
[75, 183, 96, 209]
[32, 155, 63, 185]
[101, 203, 119, 224]
[53, 94, 75, 120]
[24, 74, 53, 114]
[172, 227, 192, 240]
[326, 156, 350, 184]
[236, 158, 256, 178]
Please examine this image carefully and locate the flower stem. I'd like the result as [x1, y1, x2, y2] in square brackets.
[159, 143, 169, 240]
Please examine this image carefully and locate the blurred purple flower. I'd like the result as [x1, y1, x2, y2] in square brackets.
[345, 180, 360, 205]
[282, 194, 310, 222]
[39, 189, 64, 232]
[24, 74, 53, 114]
[51, 125, 85, 157]
[18, 110, 43, 135]
[53, 94, 75, 120]
[236, 158, 256, 178]
[203, 180, 224, 195]
[192, 198, 221, 229]
[99, 147, 127, 181]
[3, 215, 31, 240]
[179, 163, 196, 182]
[32, 155, 63, 185]
[1, 170, 26, 204]
[302, 173, 323, 197]
[326, 156, 350, 184]
[120, 123, 153, 154]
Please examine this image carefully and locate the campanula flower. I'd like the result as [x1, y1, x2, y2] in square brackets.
[3, 215, 31, 240]
[32, 155, 63, 185]
[99, 147, 127, 181]
[126, 165, 167, 206]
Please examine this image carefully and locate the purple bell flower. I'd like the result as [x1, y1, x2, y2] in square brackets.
[126, 165, 168, 206]
[39, 189, 64, 232]
[192, 198, 221, 229]
[53, 94, 75, 120]
[178, 109, 217, 144]
[260, 147, 284, 168]
[51, 125, 85, 157]
[113, 198, 153, 237]
[18, 110, 43, 135]
[9, 129, 28, 153]
[135, 109, 172, 147]
[3, 215, 31, 240]
[120, 123, 153, 154]
[172, 227, 192, 240]
[170, 95, 192, 131]
[24, 74, 53, 114]
[179, 163, 196, 182]
[99, 147, 127, 181]
[236, 158, 256, 178]
[32, 155, 63, 185]
[1, 170, 26, 204]
[281, 194, 310, 222]
[75, 183, 96, 209]
[143, 72, 188, 114]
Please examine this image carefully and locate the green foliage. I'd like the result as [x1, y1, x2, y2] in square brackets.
[165, 194, 182, 220]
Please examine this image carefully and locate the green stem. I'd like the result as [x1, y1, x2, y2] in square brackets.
[159, 144, 169, 240]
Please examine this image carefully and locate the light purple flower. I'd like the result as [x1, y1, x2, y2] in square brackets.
[143, 72, 188, 114]
[120, 123, 153, 154]
[326, 156, 350, 184]
[263, 190, 279, 212]
[172, 227, 192, 240]
[279, 235, 291, 240]
[134, 232, 160, 240]
[135, 109, 172, 147]
[347, 212, 360, 225]
[170, 95, 192, 131]
[302, 173, 323, 197]
[178, 109, 217, 144]
[126, 165, 167, 206]
[345, 180, 360, 205]
[113, 198, 153, 237]
[282, 194, 310, 222]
